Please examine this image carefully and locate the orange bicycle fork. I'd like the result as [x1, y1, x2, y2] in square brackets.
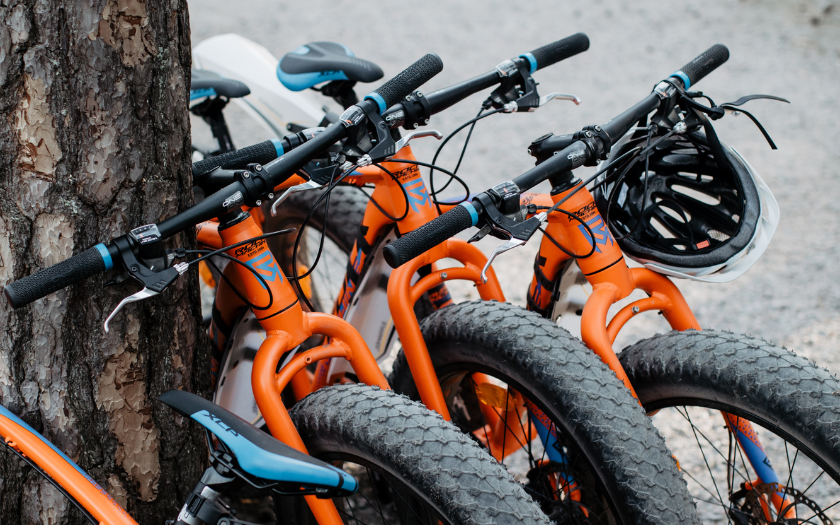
[210, 212, 390, 525]
[527, 184, 795, 519]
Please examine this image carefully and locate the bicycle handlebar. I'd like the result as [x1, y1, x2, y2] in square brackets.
[192, 140, 283, 179]
[671, 44, 730, 90]
[383, 203, 477, 267]
[383, 44, 731, 268]
[387, 33, 589, 123]
[4, 55, 444, 309]
[196, 34, 590, 180]
[363, 54, 444, 112]
[526, 32, 590, 72]
[4, 245, 112, 308]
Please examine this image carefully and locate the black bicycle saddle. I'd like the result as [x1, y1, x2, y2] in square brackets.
[159, 390, 356, 494]
[277, 42, 384, 91]
[190, 69, 251, 100]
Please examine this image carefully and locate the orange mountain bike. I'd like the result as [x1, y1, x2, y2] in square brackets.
[381, 45, 840, 523]
[2, 56, 556, 525]
[216, 43, 840, 523]
[201, 36, 702, 524]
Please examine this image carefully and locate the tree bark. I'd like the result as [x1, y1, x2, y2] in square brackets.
[0, 0, 208, 523]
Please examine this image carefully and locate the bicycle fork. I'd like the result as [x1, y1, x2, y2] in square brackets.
[526, 186, 795, 519]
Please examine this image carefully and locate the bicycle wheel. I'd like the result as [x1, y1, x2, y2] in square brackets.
[275, 384, 552, 524]
[389, 301, 700, 525]
[620, 330, 840, 524]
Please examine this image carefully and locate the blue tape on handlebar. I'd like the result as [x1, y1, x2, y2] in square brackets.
[670, 70, 691, 90]
[270, 138, 284, 157]
[459, 202, 479, 226]
[519, 53, 538, 73]
[94, 243, 113, 271]
[364, 92, 387, 114]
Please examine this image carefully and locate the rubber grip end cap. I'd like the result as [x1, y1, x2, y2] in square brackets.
[4, 285, 19, 309]
[382, 244, 398, 269]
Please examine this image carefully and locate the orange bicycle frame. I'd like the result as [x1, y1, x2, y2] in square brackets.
[201, 211, 389, 525]
[522, 184, 794, 518]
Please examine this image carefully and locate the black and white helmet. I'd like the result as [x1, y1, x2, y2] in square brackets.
[593, 131, 778, 282]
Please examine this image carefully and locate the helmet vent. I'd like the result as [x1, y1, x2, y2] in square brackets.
[660, 206, 691, 223]
[651, 217, 679, 241]
[672, 184, 721, 205]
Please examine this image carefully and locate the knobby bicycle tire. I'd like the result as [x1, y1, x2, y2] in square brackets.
[620, 329, 840, 521]
[276, 384, 552, 525]
[389, 301, 700, 525]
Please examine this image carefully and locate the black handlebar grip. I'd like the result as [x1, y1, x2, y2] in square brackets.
[528, 33, 590, 71]
[192, 140, 281, 179]
[674, 44, 730, 89]
[382, 205, 475, 268]
[4, 246, 108, 308]
[367, 54, 444, 111]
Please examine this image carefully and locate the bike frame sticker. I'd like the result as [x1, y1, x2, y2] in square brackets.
[402, 179, 432, 212]
[245, 251, 283, 289]
[577, 214, 615, 253]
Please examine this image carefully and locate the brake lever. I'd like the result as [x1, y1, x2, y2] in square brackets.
[393, 130, 443, 151]
[538, 92, 581, 107]
[478, 211, 546, 283]
[271, 180, 323, 216]
[480, 238, 526, 284]
[721, 94, 790, 107]
[104, 288, 158, 333]
[104, 262, 188, 333]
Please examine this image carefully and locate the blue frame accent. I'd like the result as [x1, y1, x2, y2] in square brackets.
[732, 426, 787, 500]
[190, 410, 357, 490]
[0, 405, 90, 480]
[459, 202, 479, 226]
[364, 92, 387, 114]
[670, 70, 691, 90]
[94, 243, 113, 271]
[270, 138, 284, 157]
[189, 88, 216, 101]
[528, 409, 576, 486]
[519, 52, 538, 73]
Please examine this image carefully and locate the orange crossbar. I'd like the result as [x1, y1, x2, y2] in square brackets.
[0, 415, 137, 525]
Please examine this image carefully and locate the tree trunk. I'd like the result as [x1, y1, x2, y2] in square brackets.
[0, 0, 208, 523]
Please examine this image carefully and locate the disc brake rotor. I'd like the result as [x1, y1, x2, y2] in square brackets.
[729, 483, 832, 525]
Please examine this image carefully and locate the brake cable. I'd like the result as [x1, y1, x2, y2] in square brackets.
[357, 162, 411, 222]
[429, 105, 503, 213]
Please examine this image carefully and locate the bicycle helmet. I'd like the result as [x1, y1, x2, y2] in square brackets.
[593, 130, 778, 282]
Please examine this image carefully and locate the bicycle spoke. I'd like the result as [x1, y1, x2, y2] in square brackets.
[682, 407, 731, 519]
[500, 385, 510, 468]
[780, 441, 799, 517]
[380, 470, 436, 524]
[366, 467, 392, 524]
[674, 407, 751, 486]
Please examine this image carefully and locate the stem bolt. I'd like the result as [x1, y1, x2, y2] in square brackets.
[632, 306, 640, 314]
[441, 272, 448, 279]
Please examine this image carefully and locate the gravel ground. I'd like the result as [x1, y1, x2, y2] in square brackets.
[189, 1, 840, 522]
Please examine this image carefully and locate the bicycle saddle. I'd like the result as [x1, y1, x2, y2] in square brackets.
[159, 390, 356, 494]
[277, 42, 384, 91]
[190, 69, 251, 101]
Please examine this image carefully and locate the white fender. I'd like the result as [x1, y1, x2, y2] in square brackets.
[193, 34, 325, 137]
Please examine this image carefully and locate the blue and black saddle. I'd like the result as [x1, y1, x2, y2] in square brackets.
[277, 42, 384, 91]
[159, 390, 356, 496]
[189, 70, 251, 102]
